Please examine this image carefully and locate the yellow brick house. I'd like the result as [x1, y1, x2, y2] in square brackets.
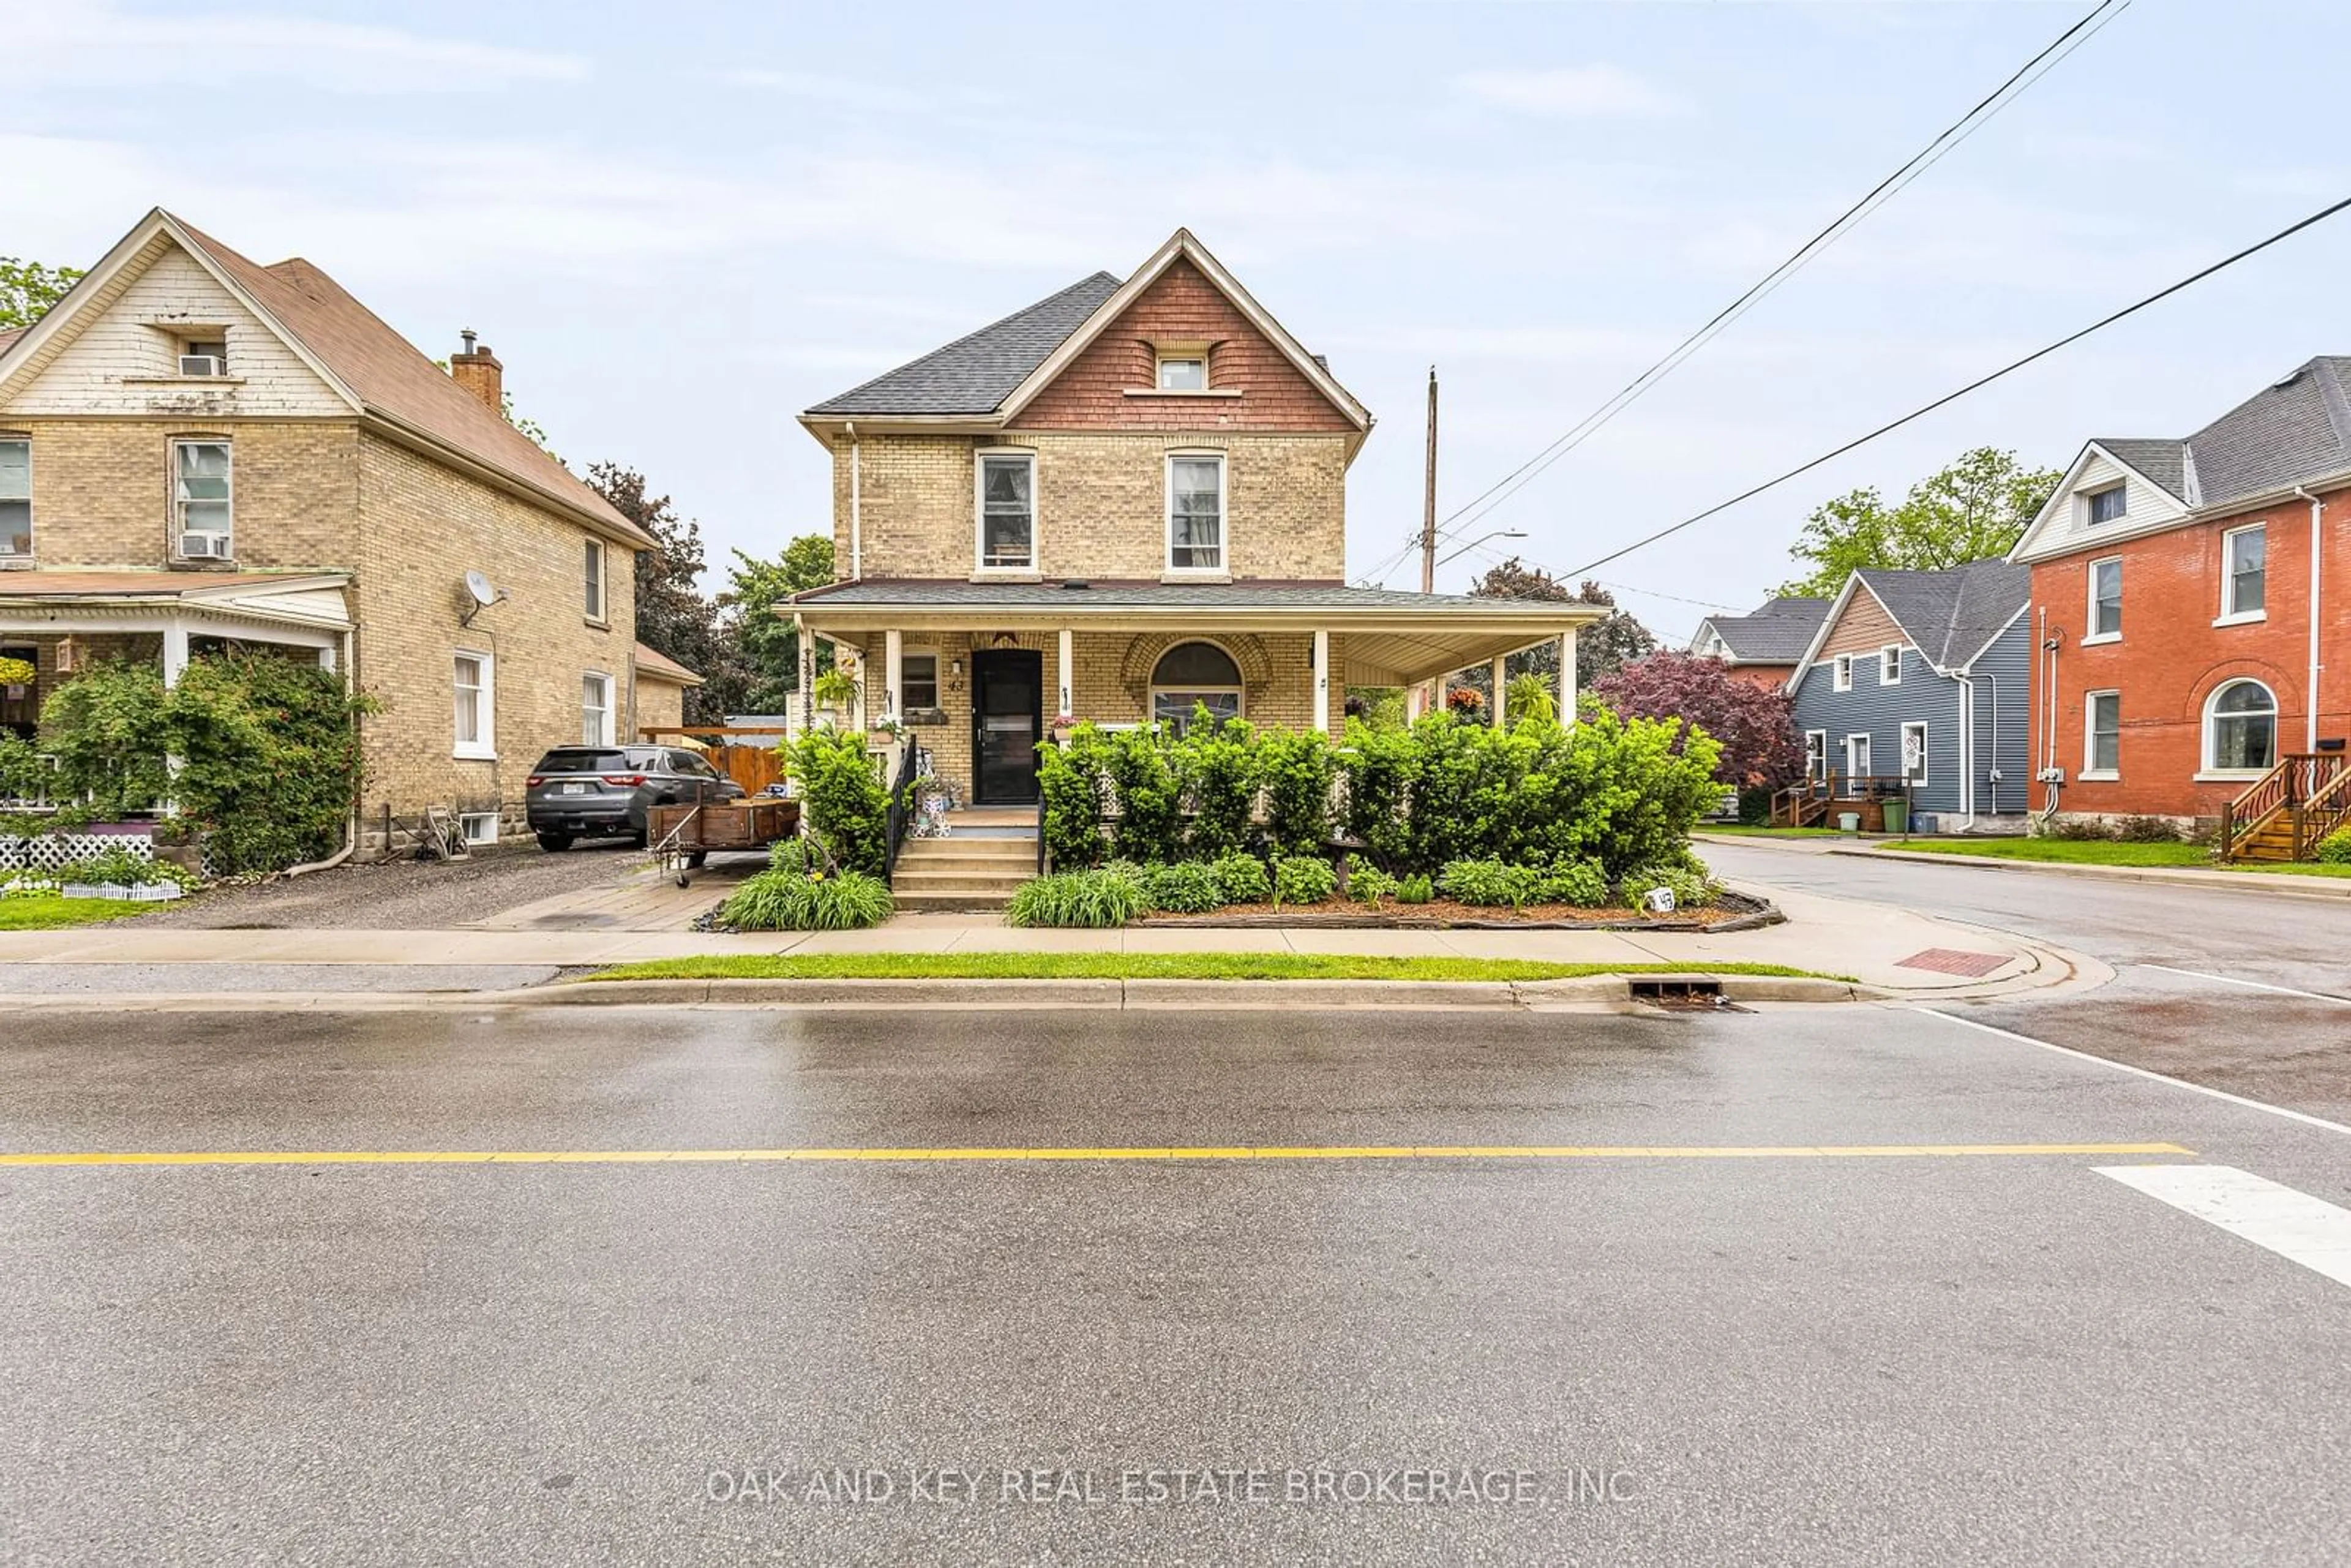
[792, 229, 1602, 809]
[0, 208, 675, 858]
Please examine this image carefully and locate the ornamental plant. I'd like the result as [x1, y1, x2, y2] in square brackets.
[1270, 855, 1337, 907]
[1137, 860, 1223, 914]
[1037, 725, 1110, 869]
[1105, 723, 1182, 863]
[1005, 867, 1147, 928]
[1172, 708, 1260, 858]
[786, 726, 889, 876]
[1210, 852, 1272, 906]
[2314, 828, 2351, 864]
[1256, 728, 1337, 857]
[721, 866, 893, 930]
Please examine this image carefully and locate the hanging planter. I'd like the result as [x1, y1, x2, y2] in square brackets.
[0, 655, 34, 699]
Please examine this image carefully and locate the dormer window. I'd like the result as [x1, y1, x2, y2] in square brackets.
[179, 337, 228, 377]
[2086, 485, 2126, 525]
[1157, 354, 1206, 391]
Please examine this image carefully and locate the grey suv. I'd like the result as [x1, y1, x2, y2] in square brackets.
[525, 745, 742, 851]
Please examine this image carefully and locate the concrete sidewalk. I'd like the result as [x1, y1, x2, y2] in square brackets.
[1695, 830, 2351, 901]
[0, 879, 2101, 1001]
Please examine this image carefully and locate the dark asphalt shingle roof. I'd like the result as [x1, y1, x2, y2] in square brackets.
[1699, 595, 1828, 661]
[1852, 560, 2028, 670]
[2091, 356, 2351, 512]
[804, 272, 1123, 416]
[793, 580, 1574, 612]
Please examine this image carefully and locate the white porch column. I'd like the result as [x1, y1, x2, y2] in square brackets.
[1406, 685, 1425, 722]
[883, 629, 904, 721]
[1559, 630, 1577, 726]
[1490, 655, 1507, 727]
[1313, 630, 1331, 734]
[160, 618, 190, 688]
[1056, 627, 1074, 719]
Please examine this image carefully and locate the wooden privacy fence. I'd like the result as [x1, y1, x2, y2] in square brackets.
[638, 726, 788, 797]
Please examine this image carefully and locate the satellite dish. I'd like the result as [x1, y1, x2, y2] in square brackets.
[464, 570, 498, 607]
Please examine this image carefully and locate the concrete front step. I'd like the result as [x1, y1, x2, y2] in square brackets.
[893, 857, 1038, 877]
[892, 870, 1033, 893]
[896, 843, 1037, 864]
[892, 888, 1016, 912]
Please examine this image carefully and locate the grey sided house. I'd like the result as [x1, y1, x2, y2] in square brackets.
[1780, 560, 2033, 832]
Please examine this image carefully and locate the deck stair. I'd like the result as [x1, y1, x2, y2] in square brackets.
[2219, 754, 2351, 863]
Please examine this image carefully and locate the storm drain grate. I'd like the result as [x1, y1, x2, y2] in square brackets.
[1894, 947, 2012, 978]
[1628, 978, 1748, 1012]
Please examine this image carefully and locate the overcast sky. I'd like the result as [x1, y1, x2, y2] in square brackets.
[10, 0, 2349, 642]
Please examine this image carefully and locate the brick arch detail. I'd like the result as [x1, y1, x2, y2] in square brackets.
[1120, 633, 1274, 705]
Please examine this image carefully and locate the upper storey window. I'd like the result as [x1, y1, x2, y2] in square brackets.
[0, 440, 29, 557]
[172, 439, 232, 558]
[2086, 485, 2126, 526]
[178, 336, 228, 377]
[977, 451, 1036, 572]
[1157, 354, 1206, 391]
[1166, 454, 1225, 573]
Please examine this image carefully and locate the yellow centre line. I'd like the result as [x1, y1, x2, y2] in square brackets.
[0, 1142, 2194, 1168]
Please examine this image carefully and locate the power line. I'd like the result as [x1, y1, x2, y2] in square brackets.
[1560, 190, 2351, 577]
[1419, 0, 2130, 557]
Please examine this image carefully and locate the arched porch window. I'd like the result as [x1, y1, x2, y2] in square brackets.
[1149, 642, 1243, 734]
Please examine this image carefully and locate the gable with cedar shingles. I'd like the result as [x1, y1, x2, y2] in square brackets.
[1016, 258, 1359, 433]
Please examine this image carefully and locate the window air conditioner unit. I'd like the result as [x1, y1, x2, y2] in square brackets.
[179, 354, 222, 377]
[180, 532, 231, 560]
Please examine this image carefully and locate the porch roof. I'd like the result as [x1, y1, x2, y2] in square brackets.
[790, 579, 1603, 688]
[0, 570, 353, 636]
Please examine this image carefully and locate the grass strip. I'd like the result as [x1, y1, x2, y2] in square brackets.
[582, 953, 1847, 984]
[1873, 838, 2351, 876]
[0, 898, 162, 931]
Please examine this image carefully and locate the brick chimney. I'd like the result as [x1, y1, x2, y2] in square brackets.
[449, 328, 503, 415]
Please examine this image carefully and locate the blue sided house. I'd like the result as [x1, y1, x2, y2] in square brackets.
[1780, 559, 2033, 833]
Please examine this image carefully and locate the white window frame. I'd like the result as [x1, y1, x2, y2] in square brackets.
[1879, 645, 1903, 686]
[1845, 732, 1872, 784]
[1804, 729, 1828, 784]
[170, 437, 233, 558]
[2200, 677, 2278, 779]
[1156, 353, 1207, 391]
[459, 811, 500, 847]
[2218, 522, 2267, 624]
[1832, 653, 1853, 692]
[1164, 451, 1228, 576]
[2083, 689, 2120, 780]
[2085, 484, 2127, 527]
[1899, 721, 1929, 785]
[0, 437, 29, 557]
[454, 648, 495, 760]
[901, 648, 940, 713]
[2085, 557, 2123, 643]
[1148, 639, 1247, 733]
[973, 448, 1038, 575]
[584, 538, 607, 622]
[581, 670, 615, 746]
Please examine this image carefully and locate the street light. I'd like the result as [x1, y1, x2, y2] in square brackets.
[1433, 528, 1526, 569]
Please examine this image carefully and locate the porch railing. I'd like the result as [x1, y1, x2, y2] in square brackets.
[880, 735, 921, 885]
[1770, 773, 1914, 827]
[2220, 752, 2351, 861]
[0, 752, 63, 812]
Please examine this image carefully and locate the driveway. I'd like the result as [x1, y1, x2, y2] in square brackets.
[138, 841, 659, 931]
[2, 1005, 2347, 1564]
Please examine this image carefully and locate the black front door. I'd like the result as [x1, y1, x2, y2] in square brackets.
[972, 649, 1043, 804]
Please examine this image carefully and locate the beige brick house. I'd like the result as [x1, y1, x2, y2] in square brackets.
[0, 208, 683, 857]
[793, 229, 1600, 806]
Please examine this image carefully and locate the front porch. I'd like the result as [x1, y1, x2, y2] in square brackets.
[788, 580, 1603, 808]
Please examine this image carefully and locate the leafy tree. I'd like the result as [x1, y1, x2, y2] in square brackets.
[1779, 446, 2060, 596]
[1589, 650, 1804, 788]
[587, 463, 752, 723]
[1463, 560, 1654, 697]
[0, 258, 83, 331]
[721, 535, 836, 710]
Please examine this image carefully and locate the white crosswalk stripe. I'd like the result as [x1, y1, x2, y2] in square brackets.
[2097, 1165, 2351, 1291]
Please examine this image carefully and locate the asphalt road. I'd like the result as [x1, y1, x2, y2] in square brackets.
[3, 1005, 2347, 1564]
[1702, 842, 2351, 1125]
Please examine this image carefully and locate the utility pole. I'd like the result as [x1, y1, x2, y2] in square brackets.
[1420, 366, 1439, 593]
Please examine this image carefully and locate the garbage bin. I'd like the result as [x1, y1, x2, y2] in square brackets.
[1837, 811, 1862, 833]
[1881, 800, 1908, 835]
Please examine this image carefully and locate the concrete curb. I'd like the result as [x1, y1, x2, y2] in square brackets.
[1823, 845, 2351, 900]
[0, 973, 1886, 1011]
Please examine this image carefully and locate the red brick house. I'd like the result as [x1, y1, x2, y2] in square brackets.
[1688, 595, 1829, 689]
[2008, 358, 2351, 849]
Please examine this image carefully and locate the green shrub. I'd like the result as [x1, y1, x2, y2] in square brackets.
[787, 726, 889, 876]
[1138, 860, 1223, 913]
[1346, 860, 1397, 906]
[768, 835, 811, 875]
[2112, 815, 2183, 844]
[1396, 874, 1434, 905]
[1005, 867, 1148, 928]
[1621, 861, 1718, 910]
[1538, 858, 1610, 907]
[1211, 853, 1272, 906]
[1258, 729, 1337, 857]
[2316, 828, 2351, 864]
[1339, 718, 1415, 868]
[1038, 726, 1110, 870]
[1440, 858, 1543, 909]
[1272, 855, 1337, 907]
[2042, 816, 2115, 841]
[721, 867, 893, 930]
[1174, 710, 1261, 858]
[1106, 724, 1183, 863]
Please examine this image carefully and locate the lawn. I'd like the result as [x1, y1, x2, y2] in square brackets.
[585, 953, 1847, 985]
[1876, 838, 2351, 877]
[0, 897, 161, 931]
